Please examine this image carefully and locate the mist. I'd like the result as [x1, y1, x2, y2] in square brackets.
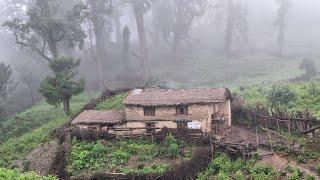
[1, 0, 320, 115]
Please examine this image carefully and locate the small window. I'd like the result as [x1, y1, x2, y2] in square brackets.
[176, 105, 188, 115]
[146, 122, 156, 133]
[144, 107, 155, 116]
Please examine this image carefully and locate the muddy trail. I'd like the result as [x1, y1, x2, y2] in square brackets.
[226, 126, 319, 178]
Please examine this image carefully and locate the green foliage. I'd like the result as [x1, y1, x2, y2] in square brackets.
[94, 92, 128, 110]
[0, 118, 67, 167]
[120, 163, 169, 175]
[0, 92, 95, 144]
[236, 81, 320, 118]
[288, 168, 303, 180]
[305, 174, 316, 180]
[0, 168, 56, 179]
[68, 139, 174, 176]
[3, 0, 87, 61]
[68, 139, 109, 174]
[235, 170, 245, 180]
[316, 163, 320, 175]
[39, 56, 86, 115]
[159, 133, 180, 159]
[0, 63, 17, 120]
[267, 84, 296, 107]
[197, 153, 256, 180]
[250, 164, 279, 180]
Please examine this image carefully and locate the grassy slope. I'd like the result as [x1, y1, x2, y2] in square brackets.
[154, 52, 304, 88]
[0, 92, 97, 167]
[234, 80, 320, 118]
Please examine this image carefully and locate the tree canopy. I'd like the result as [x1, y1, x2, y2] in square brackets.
[39, 56, 86, 115]
[3, 0, 87, 62]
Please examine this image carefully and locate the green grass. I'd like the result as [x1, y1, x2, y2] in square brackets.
[94, 92, 128, 111]
[68, 135, 192, 176]
[0, 92, 98, 168]
[0, 92, 97, 144]
[0, 168, 57, 179]
[197, 153, 316, 180]
[0, 118, 67, 167]
[234, 80, 320, 118]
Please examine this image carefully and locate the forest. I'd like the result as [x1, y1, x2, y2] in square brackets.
[0, 0, 319, 179]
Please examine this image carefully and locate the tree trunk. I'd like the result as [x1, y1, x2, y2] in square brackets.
[63, 98, 70, 115]
[47, 39, 58, 59]
[114, 6, 122, 44]
[88, 0, 107, 93]
[224, 0, 234, 55]
[277, 15, 285, 56]
[132, 1, 151, 79]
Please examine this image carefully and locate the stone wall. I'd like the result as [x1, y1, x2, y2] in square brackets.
[124, 101, 231, 133]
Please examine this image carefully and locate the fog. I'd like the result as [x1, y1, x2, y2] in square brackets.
[1, 0, 320, 115]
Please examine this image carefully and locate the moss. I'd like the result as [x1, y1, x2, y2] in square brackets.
[94, 92, 128, 111]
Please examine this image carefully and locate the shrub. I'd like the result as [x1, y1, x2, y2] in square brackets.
[267, 85, 296, 107]
[215, 172, 230, 180]
[0, 168, 56, 179]
[159, 134, 180, 159]
[250, 164, 279, 180]
[235, 170, 245, 180]
[299, 58, 318, 81]
[316, 163, 320, 175]
[111, 150, 130, 163]
[288, 168, 303, 180]
[305, 174, 316, 180]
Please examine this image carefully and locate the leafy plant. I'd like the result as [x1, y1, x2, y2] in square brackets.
[0, 168, 56, 179]
[250, 164, 279, 180]
[39, 56, 86, 115]
[159, 133, 180, 159]
[316, 163, 320, 175]
[267, 84, 296, 107]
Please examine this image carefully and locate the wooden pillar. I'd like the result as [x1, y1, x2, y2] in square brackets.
[97, 124, 102, 133]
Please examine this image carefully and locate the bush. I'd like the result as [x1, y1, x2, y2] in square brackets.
[288, 168, 303, 180]
[250, 164, 279, 180]
[235, 170, 245, 180]
[305, 174, 316, 180]
[267, 85, 296, 107]
[299, 58, 318, 80]
[0, 168, 56, 179]
[159, 134, 180, 159]
[316, 163, 320, 175]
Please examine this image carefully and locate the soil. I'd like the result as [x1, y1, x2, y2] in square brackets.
[225, 125, 319, 178]
[26, 140, 59, 176]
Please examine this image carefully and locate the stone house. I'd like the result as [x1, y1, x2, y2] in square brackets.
[72, 88, 232, 135]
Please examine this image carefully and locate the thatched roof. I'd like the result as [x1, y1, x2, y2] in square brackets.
[72, 110, 125, 125]
[123, 88, 230, 106]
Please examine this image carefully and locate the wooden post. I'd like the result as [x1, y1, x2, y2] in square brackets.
[255, 127, 259, 147]
[276, 119, 280, 131]
[288, 118, 291, 134]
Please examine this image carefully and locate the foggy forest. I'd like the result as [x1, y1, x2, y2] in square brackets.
[0, 0, 319, 179]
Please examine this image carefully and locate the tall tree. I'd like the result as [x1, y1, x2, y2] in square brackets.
[274, 0, 291, 56]
[122, 26, 131, 72]
[152, 0, 207, 57]
[215, 0, 248, 55]
[131, 0, 152, 79]
[87, 0, 113, 93]
[39, 56, 86, 115]
[0, 63, 17, 119]
[3, 0, 87, 62]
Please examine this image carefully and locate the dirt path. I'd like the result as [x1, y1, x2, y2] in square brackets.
[225, 126, 319, 179]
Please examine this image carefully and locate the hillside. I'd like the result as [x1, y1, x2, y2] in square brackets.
[0, 92, 97, 168]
